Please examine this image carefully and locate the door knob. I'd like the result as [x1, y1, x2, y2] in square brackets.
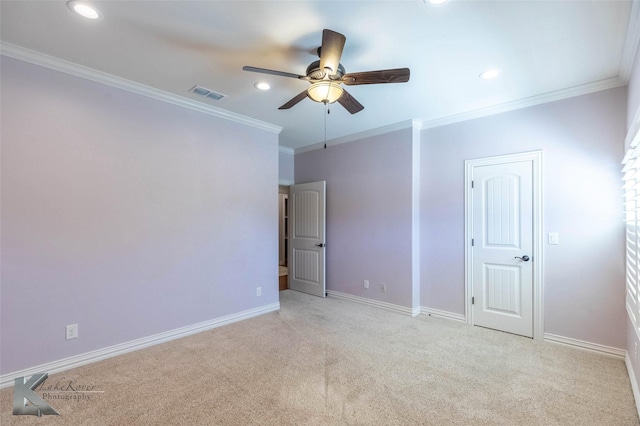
[315, 243, 325, 248]
[515, 255, 530, 262]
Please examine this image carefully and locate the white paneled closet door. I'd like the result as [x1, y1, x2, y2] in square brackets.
[471, 160, 534, 338]
[288, 181, 326, 297]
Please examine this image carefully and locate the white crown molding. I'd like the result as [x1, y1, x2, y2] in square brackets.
[4, 41, 626, 153]
[620, 0, 640, 83]
[544, 333, 626, 359]
[295, 119, 423, 154]
[278, 146, 295, 155]
[292, 75, 624, 155]
[327, 290, 420, 317]
[421, 77, 626, 131]
[0, 302, 279, 389]
[0, 42, 282, 135]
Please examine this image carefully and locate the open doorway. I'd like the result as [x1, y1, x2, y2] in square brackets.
[278, 185, 289, 291]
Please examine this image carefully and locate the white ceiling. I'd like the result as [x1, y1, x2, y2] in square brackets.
[1, 1, 637, 149]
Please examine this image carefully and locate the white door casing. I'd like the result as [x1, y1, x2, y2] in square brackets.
[288, 181, 326, 297]
[465, 151, 542, 340]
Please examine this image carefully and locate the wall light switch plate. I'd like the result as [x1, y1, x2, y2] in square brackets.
[548, 232, 559, 245]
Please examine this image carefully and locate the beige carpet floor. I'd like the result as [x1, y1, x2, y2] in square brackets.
[2, 290, 639, 425]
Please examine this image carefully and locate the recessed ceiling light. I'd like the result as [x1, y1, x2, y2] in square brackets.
[428, 0, 448, 4]
[67, 1, 101, 19]
[479, 68, 501, 80]
[254, 82, 271, 91]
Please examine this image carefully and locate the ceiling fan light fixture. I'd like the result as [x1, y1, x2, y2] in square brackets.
[67, 1, 101, 19]
[307, 81, 343, 104]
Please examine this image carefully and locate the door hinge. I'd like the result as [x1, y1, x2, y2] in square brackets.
[472, 297, 475, 305]
[471, 238, 474, 247]
[471, 180, 474, 189]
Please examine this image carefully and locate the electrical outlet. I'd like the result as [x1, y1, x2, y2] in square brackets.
[256, 287, 262, 297]
[364, 280, 369, 289]
[380, 283, 387, 293]
[548, 232, 559, 245]
[65, 324, 78, 340]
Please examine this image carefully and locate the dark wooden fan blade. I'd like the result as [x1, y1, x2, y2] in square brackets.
[319, 29, 346, 76]
[342, 68, 411, 85]
[278, 90, 309, 110]
[243, 66, 307, 80]
[337, 89, 364, 114]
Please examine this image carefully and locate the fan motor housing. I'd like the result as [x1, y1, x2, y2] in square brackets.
[306, 60, 345, 81]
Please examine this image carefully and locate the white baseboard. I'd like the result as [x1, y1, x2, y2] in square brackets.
[626, 352, 640, 421]
[326, 290, 420, 317]
[543, 333, 626, 359]
[421, 307, 466, 323]
[0, 302, 280, 389]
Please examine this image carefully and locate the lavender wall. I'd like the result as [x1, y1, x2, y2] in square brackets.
[0, 57, 279, 375]
[295, 129, 415, 307]
[421, 87, 626, 348]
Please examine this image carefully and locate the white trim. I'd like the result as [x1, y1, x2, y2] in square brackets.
[464, 151, 544, 340]
[626, 352, 640, 420]
[295, 119, 422, 154]
[327, 290, 420, 317]
[421, 78, 625, 131]
[620, 0, 640, 83]
[295, 76, 624, 154]
[411, 124, 421, 311]
[421, 307, 466, 323]
[0, 42, 282, 135]
[544, 333, 626, 359]
[279, 146, 295, 155]
[278, 146, 295, 186]
[293, 77, 624, 154]
[629, 266, 640, 356]
[0, 302, 280, 389]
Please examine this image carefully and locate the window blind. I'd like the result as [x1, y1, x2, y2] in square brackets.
[623, 123, 640, 334]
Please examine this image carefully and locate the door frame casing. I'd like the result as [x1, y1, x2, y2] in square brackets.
[464, 151, 543, 340]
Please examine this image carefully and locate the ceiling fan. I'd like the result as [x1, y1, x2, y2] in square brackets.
[243, 29, 410, 114]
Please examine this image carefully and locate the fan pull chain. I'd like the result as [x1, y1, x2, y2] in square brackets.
[324, 102, 328, 149]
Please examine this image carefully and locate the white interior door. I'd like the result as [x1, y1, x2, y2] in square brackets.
[288, 181, 326, 297]
[471, 160, 534, 337]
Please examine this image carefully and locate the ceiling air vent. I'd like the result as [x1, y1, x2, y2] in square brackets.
[189, 85, 226, 101]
